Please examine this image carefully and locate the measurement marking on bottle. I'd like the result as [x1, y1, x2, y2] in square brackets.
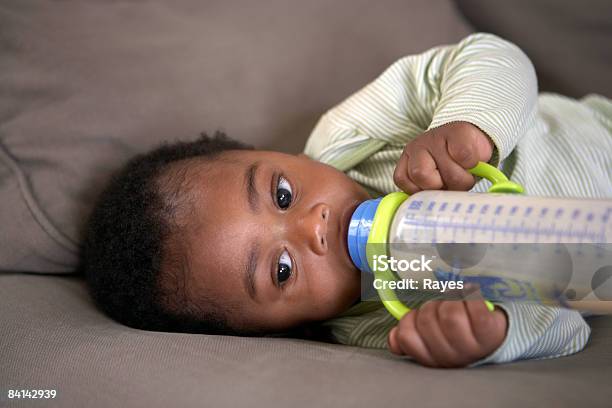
[411, 201, 423, 210]
[472, 218, 480, 240]
[514, 220, 523, 241]
[400, 217, 605, 242]
[581, 224, 589, 245]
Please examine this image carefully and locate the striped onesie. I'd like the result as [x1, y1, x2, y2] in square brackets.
[304, 33, 612, 365]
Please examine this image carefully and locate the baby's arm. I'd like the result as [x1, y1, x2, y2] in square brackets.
[468, 302, 591, 366]
[387, 299, 591, 368]
[390, 121, 592, 367]
[306, 33, 592, 366]
[304, 33, 538, 173]
[390, 122, 592, 366]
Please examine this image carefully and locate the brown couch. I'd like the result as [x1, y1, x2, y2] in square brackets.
[1, 1, 611, 407]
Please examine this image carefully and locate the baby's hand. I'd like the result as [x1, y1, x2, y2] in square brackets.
[393, 121, 494, 194]
[387, 300, 507, 368]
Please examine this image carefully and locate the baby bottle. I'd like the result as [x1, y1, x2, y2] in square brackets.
[347, 162, 612, 319]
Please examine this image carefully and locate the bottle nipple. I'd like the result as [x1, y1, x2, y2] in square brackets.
[347, 198, 382, 273]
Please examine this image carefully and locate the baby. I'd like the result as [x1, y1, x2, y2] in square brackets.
[79, 33, 611, 368]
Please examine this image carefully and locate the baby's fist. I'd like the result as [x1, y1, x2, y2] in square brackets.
[393, 121, 494, 194]
[387, 300, 507, 368]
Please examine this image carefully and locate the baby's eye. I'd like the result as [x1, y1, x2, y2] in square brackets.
[276, 176, 293, 210]
[277, 250, 292, 285]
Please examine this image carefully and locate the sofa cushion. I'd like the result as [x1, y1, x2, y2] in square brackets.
[0, 0, 472, 273]
[2, 273, 612, 407]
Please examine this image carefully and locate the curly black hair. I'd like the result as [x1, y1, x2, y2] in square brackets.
[78, 132, 253, 334]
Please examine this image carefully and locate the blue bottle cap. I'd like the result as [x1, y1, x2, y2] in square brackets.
[347, 198, 382, 273]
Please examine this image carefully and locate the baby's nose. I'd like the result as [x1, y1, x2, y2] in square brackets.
[304, 203, 329, 255]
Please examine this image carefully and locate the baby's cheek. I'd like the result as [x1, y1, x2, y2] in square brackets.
[301, 251, 359, 313]
[315, 267, 359, 314]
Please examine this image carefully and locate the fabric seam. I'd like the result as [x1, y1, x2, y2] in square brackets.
[0, 138, 78, 254]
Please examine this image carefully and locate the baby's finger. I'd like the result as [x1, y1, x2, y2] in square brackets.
[387, 326, 402, 355]
[446, 132, 480, 169]
[393, 151, 422, 194]
[433, 145, 476, 191]
[407, 148, 443, 191]
[465, 300, 507, 351]
[415, 300, 461, 367]
[437, 301, 483, 360]
[394, 310, 438, 367]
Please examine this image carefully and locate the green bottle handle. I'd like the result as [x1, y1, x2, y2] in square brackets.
[469, 161, 524, 194]
[367, 161, 524, 320]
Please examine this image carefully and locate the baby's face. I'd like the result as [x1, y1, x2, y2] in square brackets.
[179, 150, 371, 332]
